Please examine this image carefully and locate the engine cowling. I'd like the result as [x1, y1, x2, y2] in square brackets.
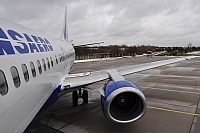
[101, 80, 146, 123]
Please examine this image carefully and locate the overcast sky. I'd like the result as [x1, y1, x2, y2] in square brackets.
[0, 0, 200, 47]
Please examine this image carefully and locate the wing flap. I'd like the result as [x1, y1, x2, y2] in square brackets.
[62, 70, 109, 91]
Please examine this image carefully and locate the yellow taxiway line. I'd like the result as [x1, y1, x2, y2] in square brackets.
[139, 86, 200, 95]
[148, 106, 200, 117]
[159, 74, 199, 79]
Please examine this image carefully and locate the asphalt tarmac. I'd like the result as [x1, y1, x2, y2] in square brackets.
[29, 56, 200, 133]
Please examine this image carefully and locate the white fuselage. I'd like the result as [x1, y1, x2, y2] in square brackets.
[0, 18, 75, 133]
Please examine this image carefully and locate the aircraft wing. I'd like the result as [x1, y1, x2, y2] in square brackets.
[60, 56, 196, 92]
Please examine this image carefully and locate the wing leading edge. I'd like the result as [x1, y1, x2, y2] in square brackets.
[61, 56, 197, 92]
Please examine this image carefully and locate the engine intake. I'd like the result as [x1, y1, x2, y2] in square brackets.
[101, 80, 146, 123]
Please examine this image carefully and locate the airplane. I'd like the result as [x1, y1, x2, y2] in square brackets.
[0, 8, 196, 133]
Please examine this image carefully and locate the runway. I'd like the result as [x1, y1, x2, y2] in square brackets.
[29, 56, 200, 133]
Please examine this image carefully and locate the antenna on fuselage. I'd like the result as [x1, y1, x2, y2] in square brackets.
[60, 6, 68, 42]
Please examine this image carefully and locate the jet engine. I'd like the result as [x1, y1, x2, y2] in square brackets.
[100, 70, 147, 123]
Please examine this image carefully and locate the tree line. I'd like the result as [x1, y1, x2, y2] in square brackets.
[74, 45, 200, 59]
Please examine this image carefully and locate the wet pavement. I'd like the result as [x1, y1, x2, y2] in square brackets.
[29, 56, 200, 133]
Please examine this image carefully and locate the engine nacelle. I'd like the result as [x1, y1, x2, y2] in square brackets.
[101, 80, 146, 123]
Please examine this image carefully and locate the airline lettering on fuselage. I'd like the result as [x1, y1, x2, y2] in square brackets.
[0, 28, 53, 55]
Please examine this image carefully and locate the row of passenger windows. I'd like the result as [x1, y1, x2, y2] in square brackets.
[0, 54, 69, 96]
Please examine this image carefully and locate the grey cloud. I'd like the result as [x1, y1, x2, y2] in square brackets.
[0, 0, 200, 46]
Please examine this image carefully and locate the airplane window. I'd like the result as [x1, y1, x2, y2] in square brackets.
[65, 55, 68, 60]
[59, 55, 61, 62]
[10, 66, 21, 88]
[55, 55, 58, 64]
[21, 64, 29, 82]
[30, 62, 36, 78]
[50, 57, 53, 67]
[0, 70, 8, 95]
[63, 54, 65, 61]
[37, 60, 42, 74]
[42, 59, 46, 71]
[46, 58, 50, 69]
[60, 55, 64, 62]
